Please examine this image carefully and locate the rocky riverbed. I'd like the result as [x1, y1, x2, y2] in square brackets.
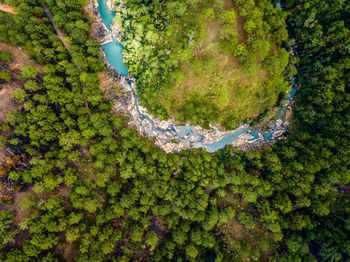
[89, 0, 295, 153]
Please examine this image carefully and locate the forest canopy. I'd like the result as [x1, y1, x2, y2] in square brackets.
[0, 0, 349, 261]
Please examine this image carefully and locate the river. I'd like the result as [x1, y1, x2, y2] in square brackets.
[97, 0, 297, 153]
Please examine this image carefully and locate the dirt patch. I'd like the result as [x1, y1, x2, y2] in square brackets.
[0, 41, 44, 164]
[236, 15, 247, 44]
[219, 217, 245, 242]
[11, 187, 54, 225]
[200, 20, 221, 51]
[11, 189, 33, 225]
[57, 184, 71, 210]
[99, 72, 114, 92]
[223, 1, 247, 44]
[57, 237, 77, 262]
[14, 228, 30, 247]
[224, 0, 234, 9]
[57, 185, 70, 199]
[0, 41, 43, 123]
[63, 242, 76, 262]
[0, 41, 43, 72]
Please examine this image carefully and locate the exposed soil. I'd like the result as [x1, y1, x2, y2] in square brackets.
[201, 20, 221, 50]
[62, 242, 76, 262]
[0, 80, 21, 123]
[0, 41, 42, 123]
[98, 71, 121, 99]
[0, 41, 43, 72]
[224, 0, 234, 9]
[236, 15, 248, 44]
[219, 217, 245, 242]
[14, 229, 30, 247]
[0, 41, 42, 164]
[12, 189, 33, 225]
[57, 232, 77, 262]
[57, 184, 71, 211]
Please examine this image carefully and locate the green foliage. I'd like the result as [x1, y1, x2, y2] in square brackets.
[0, 210, 18, 248]
[18, 66, 38, 80]
[0, 51, 13, 62]
[130, 226, 143, 243]
[145, 231, 158, 250]
[201, 206, 219, 231]
[185, 244, 198, 258]
[237, 211, 255, 229]
[0, 70, 12, 83]
[0, 0, 349, 261]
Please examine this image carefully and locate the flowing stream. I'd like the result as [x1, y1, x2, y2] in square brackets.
[97, 0, 296, 153]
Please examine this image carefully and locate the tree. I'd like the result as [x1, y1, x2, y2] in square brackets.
[145, 231, 158, 250]
[185, 244, 198, 258]
[0, 70, 11, 83]
[237, 211, 255, 229]
[0, 51, 13, 62]
[18, 66, 39, 80]
[0, 210, 18, 248]
[130, 226, 143, 243]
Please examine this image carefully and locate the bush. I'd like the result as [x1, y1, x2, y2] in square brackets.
[0, 51, 13, 62]
[0, 70, 11, 83]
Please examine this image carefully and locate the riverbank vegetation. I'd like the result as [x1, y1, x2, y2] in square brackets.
[0, 0, 349, 261]
[116, 0, 294, 129]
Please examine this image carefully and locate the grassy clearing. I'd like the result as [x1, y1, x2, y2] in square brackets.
[120, 0, 290, 129]
[160, 10, 285, 129]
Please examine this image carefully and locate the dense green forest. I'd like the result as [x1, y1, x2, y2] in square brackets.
[116, 0, 294, 129]
[0, 0, 349, 261]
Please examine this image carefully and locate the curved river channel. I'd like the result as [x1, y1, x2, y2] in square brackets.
[97, 0, 297, 153]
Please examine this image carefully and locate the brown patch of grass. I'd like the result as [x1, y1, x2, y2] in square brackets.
[223, 1, 247, 44]
[224, 0, 234, 9]
[219, 216, 277, 261]
[63, 242, 77, 262]
[57, 184, 71, 210]
[219, 217, 246, 242]
[12, 188, 53, 216]
[57, 188, 69, 200]
[199, 20, 221, 51]
[159, 4, 276, 127]
[0, 40, 43, 123]
[0, 40, 42, 123]
[98, 72, 113, 92]
[236, 15, 248, 44]
[14, 229, 30, 247]
[0, 41, 43, 164]
[79, 146, 92, 159]
[0, 41, 43, 72]
[11, 189, 33, 225]
[78, 162, 98, 181]
[217, 192, 248, 242]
